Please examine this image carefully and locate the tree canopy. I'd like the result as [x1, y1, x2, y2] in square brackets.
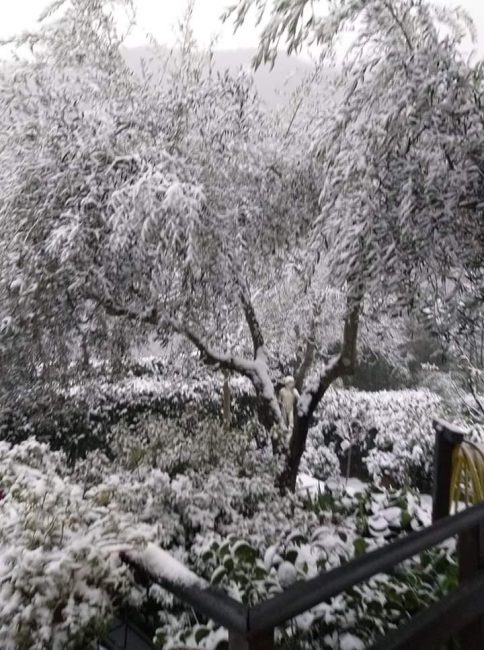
[1, 0, 483, 488]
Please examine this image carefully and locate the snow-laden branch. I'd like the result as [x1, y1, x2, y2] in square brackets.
[86, 291, 160, 326]
[122, 543, 206, 589]
[172, 320, 258, 378]
[171, 320, 284, 428]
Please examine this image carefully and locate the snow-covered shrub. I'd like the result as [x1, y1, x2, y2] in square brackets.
[345, 349, 411, 392]
[304, 389, 444, 490]
[0, 432, 458, 650]
[106, 411, 260, 478]
[73, 415, 285, 548]
[0, 432, 280, 649]
[417, 368, 462, 411]
[0, 375, 256, 463]
[154, 484, 456, 650]
[0, 438, 157, 650]
[300, 442, 342, 482]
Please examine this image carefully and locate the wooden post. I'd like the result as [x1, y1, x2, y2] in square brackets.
[458, 523, 484, 649]
[432, 419, 465, 522]
[229, 628, 274, 650]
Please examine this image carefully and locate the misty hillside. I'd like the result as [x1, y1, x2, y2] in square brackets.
[122, 46, 319, 107]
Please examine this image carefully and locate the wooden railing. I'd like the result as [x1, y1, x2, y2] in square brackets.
[121, 419, 484, 650]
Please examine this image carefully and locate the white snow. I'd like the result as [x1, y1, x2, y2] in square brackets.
[297, 473, 325, 495]
[339, 633, 366, 650]
[433, 417, 468, 436]
[379, 507, 402, 526]
[125, 544, 206, 589]
[278, 561, 298, 588]
[345, 478, 366, 496]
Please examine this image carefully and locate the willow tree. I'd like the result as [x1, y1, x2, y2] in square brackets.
[2, 0, 484, 490]
[0, 0, 322, 441]
[222, 0, 484, 488]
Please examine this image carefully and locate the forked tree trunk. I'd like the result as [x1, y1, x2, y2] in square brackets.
[278, 303, 360, 492]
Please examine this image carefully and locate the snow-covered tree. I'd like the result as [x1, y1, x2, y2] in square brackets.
[4, 0, 483, 490]
[0, 0, 321, 451]
[221, 0, 484, 487]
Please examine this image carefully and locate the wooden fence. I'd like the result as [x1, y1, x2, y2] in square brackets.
[119, 419, 484, 650]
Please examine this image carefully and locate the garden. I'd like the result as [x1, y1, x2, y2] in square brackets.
[1, 0, 484, 648]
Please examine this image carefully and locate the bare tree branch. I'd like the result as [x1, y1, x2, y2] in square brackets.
[172, 320, 257, 378]
[301, 299, 359, 419]
[85, 288, 160, 326]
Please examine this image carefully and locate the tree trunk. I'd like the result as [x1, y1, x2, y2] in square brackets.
[276, 385, 332, 492]
[277, 415, 310, 492]
[255, 394, 282, 455]
[81, 334, 90, 372]
[278, 300, 360, 492]
[222, 371, 231, 430]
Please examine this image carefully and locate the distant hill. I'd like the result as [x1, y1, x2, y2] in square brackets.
[122, 46, 317, 107]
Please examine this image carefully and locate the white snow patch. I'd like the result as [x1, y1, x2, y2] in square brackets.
[340, 633, 366, 650]
[126, 543, 206, 588]
[345, 478, 366, 496]
[433, 417, 468, 436]
[379, 507, 402, 526]
[297, 473, 325, 495]
[278, 561, 298, 588]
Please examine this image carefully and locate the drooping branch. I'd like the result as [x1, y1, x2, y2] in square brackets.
[382, 0, 414, 53]
[172, 320, 257, 378]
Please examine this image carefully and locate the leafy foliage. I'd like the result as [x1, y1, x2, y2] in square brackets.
[303, 388, 444, 490]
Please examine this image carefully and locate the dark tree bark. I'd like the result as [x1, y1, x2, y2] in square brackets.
[222, 370, 231, 430]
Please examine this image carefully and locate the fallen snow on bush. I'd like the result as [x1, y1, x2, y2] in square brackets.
[304, 388, 444, 489]
[0, 438, 164, 649]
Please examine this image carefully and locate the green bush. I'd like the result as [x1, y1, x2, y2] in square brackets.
[303, 388, 445, 491]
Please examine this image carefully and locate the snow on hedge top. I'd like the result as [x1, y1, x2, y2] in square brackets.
[126, 543, 206, 589]
[303, 388, 445, 488]
[63, 372, 255, 406]
[433, 417, 468, 436]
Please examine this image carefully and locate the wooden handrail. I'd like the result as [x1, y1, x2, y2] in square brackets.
[249, 501, 484, 632]
[369, 571, 484, 650]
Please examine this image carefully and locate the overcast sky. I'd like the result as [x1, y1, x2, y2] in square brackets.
[1, 0, 484, 56]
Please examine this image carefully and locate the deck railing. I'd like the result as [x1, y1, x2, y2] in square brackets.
[121, 419, 484, 650]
